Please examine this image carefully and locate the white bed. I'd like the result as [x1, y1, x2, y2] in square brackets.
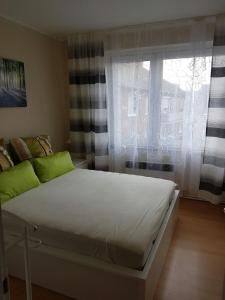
[2, 169, 179, 300]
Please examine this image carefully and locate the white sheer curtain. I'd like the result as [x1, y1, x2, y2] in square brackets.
[105, 17, 215, 197]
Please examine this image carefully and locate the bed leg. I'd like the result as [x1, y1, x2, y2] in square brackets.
[24, 226, 32, 300]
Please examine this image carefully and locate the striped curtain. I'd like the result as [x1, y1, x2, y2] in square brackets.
[68, 34, 109, 171]
[200, 15, 225, 204]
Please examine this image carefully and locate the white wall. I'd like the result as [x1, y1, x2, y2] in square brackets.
[0, 16, 69, 151]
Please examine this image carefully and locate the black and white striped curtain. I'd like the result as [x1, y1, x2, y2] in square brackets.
[68, 34, 109, 171]
[200, 15, 225, 204]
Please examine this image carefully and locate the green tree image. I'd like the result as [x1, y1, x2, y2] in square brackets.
[0, 58, 27, 107]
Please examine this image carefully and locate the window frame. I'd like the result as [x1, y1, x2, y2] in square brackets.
[105, 43, 212, 151]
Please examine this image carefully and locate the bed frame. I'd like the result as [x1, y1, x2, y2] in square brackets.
[5, 190, 179, 300]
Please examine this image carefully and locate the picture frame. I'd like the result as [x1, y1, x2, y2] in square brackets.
[0, 58, 27, 108]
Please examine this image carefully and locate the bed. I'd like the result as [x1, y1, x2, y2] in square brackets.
[2, 168, 179, 300]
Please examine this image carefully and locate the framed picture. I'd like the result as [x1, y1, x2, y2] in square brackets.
[0, 58, 27, 108]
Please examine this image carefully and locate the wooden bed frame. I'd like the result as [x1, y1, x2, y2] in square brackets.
[6, 190, 179, 300]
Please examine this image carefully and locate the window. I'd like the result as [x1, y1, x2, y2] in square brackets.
[128, 90, 138, 116]
[107, 49, 212, 152]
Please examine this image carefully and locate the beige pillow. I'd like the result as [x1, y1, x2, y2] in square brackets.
[0, 138, 14, 172]
[10, 135, 53, 162]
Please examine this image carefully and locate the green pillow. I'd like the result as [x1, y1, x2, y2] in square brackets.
[33, 151, 75, 183]
[0, 160, 40, 204]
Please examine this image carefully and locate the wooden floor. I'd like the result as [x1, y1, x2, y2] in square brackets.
[155, 198, 225, 300]
[9, 198, 225, 300]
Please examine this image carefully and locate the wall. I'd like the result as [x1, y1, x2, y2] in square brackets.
[0, 16, 68, 151]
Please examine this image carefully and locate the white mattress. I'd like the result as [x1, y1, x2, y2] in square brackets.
[3, 169, 175, 270]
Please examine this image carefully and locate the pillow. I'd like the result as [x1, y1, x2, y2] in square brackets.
[0, 160, 40, 204]
[10, 135, 53, 163]
[10, 138, 32, 162]
[33, 151, 75, 183]
[23, 135, 53, 157]
[0, 138, 14, 172]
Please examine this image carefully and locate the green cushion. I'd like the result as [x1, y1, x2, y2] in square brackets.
[0, 160, 40, 204]
[33, 151, 75, 183]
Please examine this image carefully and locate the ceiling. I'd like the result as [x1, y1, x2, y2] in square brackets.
[0, 0, 225, 39]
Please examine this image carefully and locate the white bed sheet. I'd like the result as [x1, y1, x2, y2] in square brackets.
[3, 169, 175, 270]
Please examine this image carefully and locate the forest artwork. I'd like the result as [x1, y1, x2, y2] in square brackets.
[0, 58, 27, 107]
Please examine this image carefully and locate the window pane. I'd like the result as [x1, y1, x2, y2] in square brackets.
[114, 61, 150, 147]
[160, 57, 212, 149]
